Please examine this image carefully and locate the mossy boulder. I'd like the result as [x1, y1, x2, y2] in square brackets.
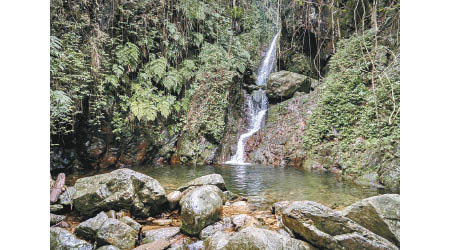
[50, 227, 93, 250]
[342, 194, 400, 246]
[74, 211, 108, 241]
[180, 185, 224, 236]
[96, 218, 138, 250]
[72, 169, 167, 217]
[281, 201, 398, 250]
[266, 71, 312, 100]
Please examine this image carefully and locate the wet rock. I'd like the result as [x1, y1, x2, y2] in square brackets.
[96, 218, 138, 250]
[120, 216, 142, 232]
[204, 231, 233, 250]
[50, 204, 64, 213]
[74, 211, 108, 240]
[142, 227, 180, 244]
[272, 201, 292, 215]
[180, 185, 224, 236]
[206, 227, 315, 250]
[200, 218, 233, 240]
[223, 191, 239, 201]
[72, 169, 167, 217]
[167, 191, 182, 210]
[342, 194, 400, 246]
[58, 186, 76, 206]
[266, 71, 312, 100]
[231, 214, 262, 231]
[50, 227, 93, 250]
[281, 201, 398, 250]
[97, 246, 120, 250]
[50, 214, 66, 226]
[133, 239, 171, 250]
[153, 218, 173, 226]
[177, 174, 226, 192]
[230, 201, 249, 214]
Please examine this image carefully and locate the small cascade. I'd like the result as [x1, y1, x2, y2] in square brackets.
[226, 32, 279, 165]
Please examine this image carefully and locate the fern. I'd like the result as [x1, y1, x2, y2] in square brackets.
[162, 68, 183, 94]
[115, 42, 140, 72]
[149, 57, 167, 83]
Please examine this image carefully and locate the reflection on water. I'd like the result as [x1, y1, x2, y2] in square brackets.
[65, 164, 391, 210]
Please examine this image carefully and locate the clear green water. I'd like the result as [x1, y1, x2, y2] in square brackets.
[66, 164, 389, 210]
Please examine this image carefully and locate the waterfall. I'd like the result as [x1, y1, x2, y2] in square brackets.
[226, 32, 279, 165]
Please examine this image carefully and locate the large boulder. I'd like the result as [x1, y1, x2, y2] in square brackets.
[72, 169, 167, 217]
[142, 227, 180, 244]
[342, 194, 400, 246]
[205, 227, 315, 250]
[266, 71, 314, 100]
[50, 227, 93, 250]
[180, 185, 224, 236]
[74, 211, 108, 240]
[167, 191, 183, 210]
[281, 201, 398, 250]
[177, 174, 226, 192]
[96, 218, 138, 250]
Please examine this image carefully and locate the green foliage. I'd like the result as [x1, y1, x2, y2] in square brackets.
[50, 90, 73, 136]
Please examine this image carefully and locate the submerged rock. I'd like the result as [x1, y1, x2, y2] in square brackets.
[342, 194, 400, 246]
[142, 227, 180, 244]
[74, 211, 108, 240]
[266, 71, 312, 99]
[180, 185, 224, 236]
[281, 201, 398, 250]
[72, 169, 167, 217]
[96, 218, 138, 250]
[177, 174, 226, 192]
[50, 227, 93, 250]
[205, 227, 314, 250]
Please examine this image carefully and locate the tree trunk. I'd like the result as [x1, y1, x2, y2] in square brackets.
[50, 173, 65, 204]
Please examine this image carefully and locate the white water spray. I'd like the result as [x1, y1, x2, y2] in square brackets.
[226, 32, 279, 165]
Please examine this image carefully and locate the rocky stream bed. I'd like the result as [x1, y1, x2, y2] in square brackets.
[50, 168, 399, 250]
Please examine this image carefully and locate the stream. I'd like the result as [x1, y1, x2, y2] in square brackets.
[65, 164, 388, 210]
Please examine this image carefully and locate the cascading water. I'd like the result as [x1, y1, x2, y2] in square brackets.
[226, 32, 279, 165]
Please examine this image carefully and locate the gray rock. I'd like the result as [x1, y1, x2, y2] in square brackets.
[50, 227, 93, 250]
[177, 174, 226, 192]
[120, 216, 142, 232]
[50, 204, 64, 213]
[186, 241, 205, 250]
[266, 71, 312, 99]
[58, 186, 76, 206]
[134, 239, 171, 250]
[97, 246, 120, 250]
[223, 191, 239, 201]
[50, 214, 66, 226]
[167, 191, 183, 210]
[342, 194, 400, 246]
[180, 185, 224, 236]
[152, 218, 173, 226]
[281, 201, 398, 250]
[205, 227, 315, 250]
[74, 211, 108, 240]
[142, 227, 180, 244]
[96, 218, 138, 250]
[200, 218, 233, 240]
[72, 169, 167, 217]
[231, 214, 261, 231]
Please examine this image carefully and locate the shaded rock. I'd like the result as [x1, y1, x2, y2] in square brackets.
[50, 227, 93, 250]
[204, 231, 233, 250]
[167, 191, 182, 210]
[50, 204, 64, 213]
[342, 194, 400, 246]
[206, 227, 315, 250]
[180, 185, 224, 236]
[223, 191, 239, 201]
[87, 137, 106, 159]
[142, 227, 180, 244]
[200, 218, 233, 240]
[281, 201, 398, 250]
[97, 246, 120, 250]
[133, 239, 171, 250]
[74, 211, 108, 240]
[96, 218, 138, 250]
[177, 174, 226, 192]
[231, 214, 262, 231]
[266, 71, 312, 100]
[58, 187, 77, 206]
[51, 214, 66, 226]
[120, 216, 142, 232]
[72, 169, 167, 217]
